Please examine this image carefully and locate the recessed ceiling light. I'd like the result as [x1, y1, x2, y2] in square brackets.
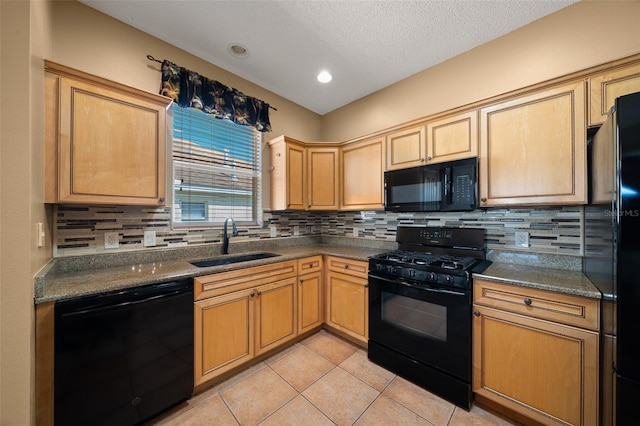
[228, 43, 249, 59]
[317, 70, 333, 83]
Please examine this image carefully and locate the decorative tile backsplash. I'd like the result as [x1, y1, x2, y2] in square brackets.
[53, 205, 583, 258]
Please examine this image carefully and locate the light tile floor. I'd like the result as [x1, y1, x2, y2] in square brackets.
[150, 330, 518, 426]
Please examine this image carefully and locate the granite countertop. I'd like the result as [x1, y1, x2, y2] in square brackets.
[35, 238, 391, 304]
[35, 236, 602, 304]
[475, 262, 601, 299]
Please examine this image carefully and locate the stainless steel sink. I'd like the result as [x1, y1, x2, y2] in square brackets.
[189, 252, 280, 268]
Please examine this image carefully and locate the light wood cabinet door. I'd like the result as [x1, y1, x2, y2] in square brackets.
[268, 136, 306, 210]
[255, 277, 298, 355]
[386, 125, 427, 170]
[325, 256, 369, 344]
[426, 110, 478, 163]
[298, 270, 323, 333]
[307, 147, 339, 210]
[479, 81, 587, 207]
[589, 62, 640, 126]
[45, 63, 170, 206]
[194, 288, 255, 386]
[473, 306, 598, 426]
[341, 137, 385, 210]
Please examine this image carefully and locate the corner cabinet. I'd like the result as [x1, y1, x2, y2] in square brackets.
[473, 279, 599, 426]
[324, 256, 369, 344]
[268, 137, 339, 211]
[268, 136, 306, 210]
[45, 61, 171, 206]
[341, 137, 385, 210]
[479, 81, 587, 207]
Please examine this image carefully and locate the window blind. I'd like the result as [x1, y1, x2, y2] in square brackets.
[172, 105, 261, 226]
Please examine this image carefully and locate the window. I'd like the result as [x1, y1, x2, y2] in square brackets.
[171, 105, 262, 226]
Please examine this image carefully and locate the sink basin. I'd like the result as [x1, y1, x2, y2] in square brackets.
[190, 252, 280, 268]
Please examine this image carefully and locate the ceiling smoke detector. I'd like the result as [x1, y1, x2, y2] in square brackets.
[317, 70, 333, 83]
[228, 43, 249, 59]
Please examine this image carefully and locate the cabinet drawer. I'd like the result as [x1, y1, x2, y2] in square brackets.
[326, 256, 368, 279]
[474, 279, 599, 331]
[195, 260, 297, 300]
[298, 256, 323, 275]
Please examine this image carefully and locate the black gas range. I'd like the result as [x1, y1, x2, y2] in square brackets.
[368, 226, 491, 409]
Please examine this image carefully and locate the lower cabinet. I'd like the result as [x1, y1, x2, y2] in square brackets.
[324, 256, 369, 344]
[254, 277, 298, 356]
[473, 279, 599, 426]
[297, 256, 323, 334]
[194, 260, 297, 386]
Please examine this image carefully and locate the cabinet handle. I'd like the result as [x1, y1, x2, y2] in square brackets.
[365, 284, 369, 288]
[524, 298, 532, 306]
[276, 153, 281, 157]
[309, 263, 314, 268]
[158, 197, 165, 203]
[344, 264, 349, 269]
[299, 279, 304, 284]
[420, 157, 425, 162]
[427, 156, 432, 161]
[251, 290, 255, 298]
[474, 310, 480, 317]
[269, 166, 274, 171]
[256, 290, 261, 297]
[480, 197, 487, 203]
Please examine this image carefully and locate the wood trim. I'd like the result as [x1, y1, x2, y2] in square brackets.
[44, 60, 171, 106]
[36, 302, 55, 426]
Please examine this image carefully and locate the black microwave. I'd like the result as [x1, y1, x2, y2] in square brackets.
[384, 157, 477, 212]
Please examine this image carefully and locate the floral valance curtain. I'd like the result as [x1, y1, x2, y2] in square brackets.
[160, 60, 271, 132]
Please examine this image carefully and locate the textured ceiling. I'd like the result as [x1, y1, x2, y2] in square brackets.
[80, 0, 578, 115]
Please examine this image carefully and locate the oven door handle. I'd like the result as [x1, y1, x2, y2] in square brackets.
[368, 273, 468, 297]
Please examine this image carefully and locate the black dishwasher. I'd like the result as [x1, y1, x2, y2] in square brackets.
[54, 279, 194, 426]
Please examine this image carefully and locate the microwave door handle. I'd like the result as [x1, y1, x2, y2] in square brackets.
[443, 167, 452, 204]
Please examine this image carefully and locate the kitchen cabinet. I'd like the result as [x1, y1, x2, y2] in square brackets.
[254, 277, 298, 356]
[194, 260, 297, 386]
[473, 279, 599, 426]
[479, 81, 587, 207]
[385, 125, 427, 170]
[268, 136, 306, 210]
[425, 110, 478, 163]
[324, 256, 369, 344]
[307, 147, 340, 210]
[340, 137, 385, 210]
[589, 62, 640, 126]
[45, 61, 170, 206]
[268, 137, 339, 211]
[297, 256, 324, 334]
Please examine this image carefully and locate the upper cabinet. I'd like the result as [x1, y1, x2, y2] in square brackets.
[45, 62, 171, 206]
[268, 136, 306, 210]
[307, 147, 340, 210]
[425, 110, 478, 163]
[268, 136, 339, 211]
[385, 125, 426, 170]
[589, 62, 640, 126]
[340, 137, 385, 210]
[479, 81, 587, 207]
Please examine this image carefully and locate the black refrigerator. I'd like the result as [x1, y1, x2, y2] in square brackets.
[584, 91, 640, 426]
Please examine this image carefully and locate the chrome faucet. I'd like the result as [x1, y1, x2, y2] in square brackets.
[222, 217, 238, 255]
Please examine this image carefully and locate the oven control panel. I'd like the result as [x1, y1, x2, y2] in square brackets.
[370, 261, 470, 289]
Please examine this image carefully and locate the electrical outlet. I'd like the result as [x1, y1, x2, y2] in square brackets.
[143, 230, 156, 247]
[293, 225, 300, 236]
[269, 225, 277, 238]
[104, 232, 120, 249]
[352, 227, 359, 237]
[515, 231, 529, 247]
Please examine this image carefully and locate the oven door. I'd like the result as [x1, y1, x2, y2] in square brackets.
[368, 273, 471, 381]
